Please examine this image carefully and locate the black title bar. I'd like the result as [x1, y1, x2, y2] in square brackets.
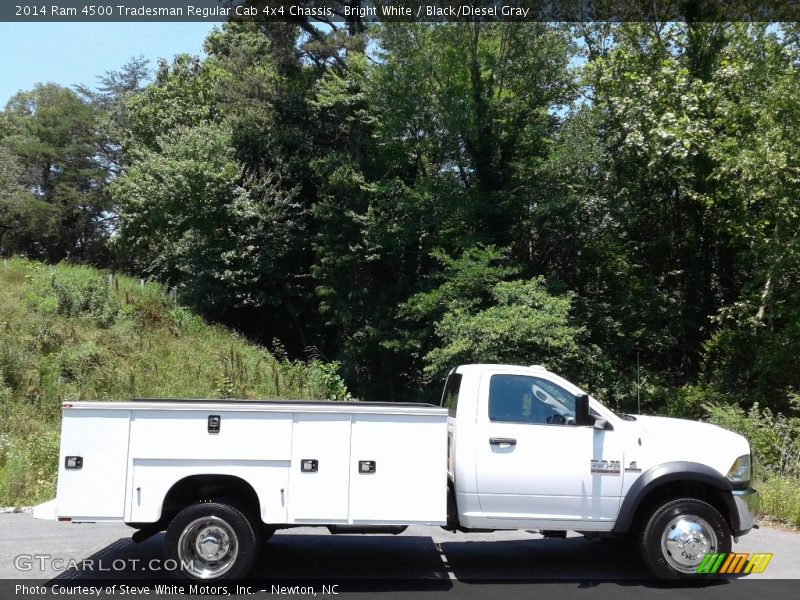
[3, 1, 800, 23]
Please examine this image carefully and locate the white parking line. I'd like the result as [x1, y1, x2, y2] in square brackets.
[436, 543, 457, 580]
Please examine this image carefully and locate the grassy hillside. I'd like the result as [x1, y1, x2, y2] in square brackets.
[0, 257, 351, 505]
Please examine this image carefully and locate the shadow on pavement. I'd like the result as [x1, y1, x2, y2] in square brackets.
[46, 532, 747, 593]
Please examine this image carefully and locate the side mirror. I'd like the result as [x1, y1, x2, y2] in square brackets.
[574, 394, 591, 426]
[593, 418, 608, 431]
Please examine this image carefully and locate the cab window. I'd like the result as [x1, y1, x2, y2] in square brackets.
[488, 374, 576, 425]
[441, 372, 463, 418]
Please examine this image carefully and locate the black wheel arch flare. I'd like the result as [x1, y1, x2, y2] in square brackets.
[612, 461, 738, 534]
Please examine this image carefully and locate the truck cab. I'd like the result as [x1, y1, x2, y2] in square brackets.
[443, 364, 759, 577]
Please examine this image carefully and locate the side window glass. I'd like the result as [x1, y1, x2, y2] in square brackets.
[488, 374, 576, 425]
[441, 372, 463, 418]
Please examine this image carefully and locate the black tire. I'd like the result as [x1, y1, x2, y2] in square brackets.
[214, 496, 266, 547]
[164, 502, 258, 580]
[640, 498, 731, 579]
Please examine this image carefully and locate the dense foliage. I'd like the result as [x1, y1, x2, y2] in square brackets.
[2, 22, 799, 422]
[705, 399, 800, 525]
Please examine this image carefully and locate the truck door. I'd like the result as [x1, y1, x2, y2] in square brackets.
[475, 372, 623, 524]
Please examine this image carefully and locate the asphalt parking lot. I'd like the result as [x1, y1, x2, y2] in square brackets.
[2, 513, 799, 599]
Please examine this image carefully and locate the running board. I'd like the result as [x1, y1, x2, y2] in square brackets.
[327, 525, 407, 535]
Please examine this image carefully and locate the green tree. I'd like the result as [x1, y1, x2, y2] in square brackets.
[311, 23, 576, 397]
[698, 25, 800, 410]
[1, 84, 110, 262]
[76, 55, 150, 176]
[0, 144, 55, 255]
[561, 23, 800, 411]
[394, 246, 588, 383]
[113, 123, 312, 344]
[425, 278, 586, 381]
[124, 54, 222, 152]
[371, 23, 575, 252]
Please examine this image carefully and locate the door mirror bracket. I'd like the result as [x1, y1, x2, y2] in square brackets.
[593, 418, 612, 431]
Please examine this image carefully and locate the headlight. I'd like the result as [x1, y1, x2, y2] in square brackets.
[727, 454, 751, 488]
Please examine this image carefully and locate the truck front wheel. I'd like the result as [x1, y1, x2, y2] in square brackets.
[165, 502, 258, 580]
[640, 498, 731, 579]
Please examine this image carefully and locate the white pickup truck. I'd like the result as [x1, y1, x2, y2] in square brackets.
[39, 363, 758, 580]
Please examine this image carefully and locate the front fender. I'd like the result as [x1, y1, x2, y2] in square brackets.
[612, 461, 738, 534]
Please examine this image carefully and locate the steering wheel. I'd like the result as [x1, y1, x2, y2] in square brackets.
[546, 413, 567, 425]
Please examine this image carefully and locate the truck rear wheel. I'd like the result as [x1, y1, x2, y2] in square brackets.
[639, 498, 731, 579]
[165, 502, 258, 580]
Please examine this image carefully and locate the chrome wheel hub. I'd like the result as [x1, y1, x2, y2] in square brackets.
[661, 515, 718, 573]
[178, 516, 239, 579]
[196, 526, 230, 560]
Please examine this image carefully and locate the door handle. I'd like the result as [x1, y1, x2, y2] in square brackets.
[489, 437, 516, 446]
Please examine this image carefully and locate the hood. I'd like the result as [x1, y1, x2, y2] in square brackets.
[625, 415, 751, 473]
[630, 414, 726, 436]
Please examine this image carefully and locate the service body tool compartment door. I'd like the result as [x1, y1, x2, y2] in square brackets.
[127, 410, 292, 524]
[56, 409, 131, 520]
[349, 414, 447, 524]
[288, 413, 352, 523]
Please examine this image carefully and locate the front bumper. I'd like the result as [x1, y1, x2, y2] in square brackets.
[732, 487, 759, 535]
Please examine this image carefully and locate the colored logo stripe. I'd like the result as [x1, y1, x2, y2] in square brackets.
[696, 552, 773, 574]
